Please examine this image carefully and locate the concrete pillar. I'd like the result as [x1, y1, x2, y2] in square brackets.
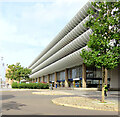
[54, 72, 57, 87]
[47, 74, 50, 83]
[65, 69, 69, 87]
[38, 77, 40, 83]
[105, 68, 108, 85]
[41, 76, 44, 82]
[82, 63, 86, 88]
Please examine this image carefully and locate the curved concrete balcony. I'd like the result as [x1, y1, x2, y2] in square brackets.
[28, 1, 92, 69]
[30, 16, 90, 70]
[32, 29, 93, 74]
[30, 46, 90, 78]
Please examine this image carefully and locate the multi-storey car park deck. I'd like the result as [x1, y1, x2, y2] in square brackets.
[28, 1, 120, 90]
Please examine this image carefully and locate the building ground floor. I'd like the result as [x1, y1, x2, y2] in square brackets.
[32, 63, 120, 90]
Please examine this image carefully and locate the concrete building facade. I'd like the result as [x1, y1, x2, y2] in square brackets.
[28, 2, 120, 90]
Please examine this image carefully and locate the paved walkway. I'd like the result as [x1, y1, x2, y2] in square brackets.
[1, 89, 119, 115]
[1, 88, 119, 115]
[32, 89, 119, 112]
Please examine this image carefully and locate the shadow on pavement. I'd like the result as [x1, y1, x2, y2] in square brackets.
[1, 95, 15, 100]
[2, 101, 26, 111]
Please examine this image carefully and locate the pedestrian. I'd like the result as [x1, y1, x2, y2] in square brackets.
[7, 83, 9, 88]
[104, 84, 108, 96]
[55, 83, 57, 88]
[49, 83, 53, 90]
[51, 83, 53, 90]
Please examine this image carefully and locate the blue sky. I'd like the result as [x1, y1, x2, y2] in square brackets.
[0, 0, 89, 70]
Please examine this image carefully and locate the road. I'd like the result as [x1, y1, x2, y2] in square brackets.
[1, 90, 119, 116]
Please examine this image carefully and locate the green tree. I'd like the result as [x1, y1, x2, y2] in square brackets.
[80, 1, 120, 103]
[6, 63, 32, 82]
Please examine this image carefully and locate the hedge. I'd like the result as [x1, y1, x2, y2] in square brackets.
[12, 82, 49, 89]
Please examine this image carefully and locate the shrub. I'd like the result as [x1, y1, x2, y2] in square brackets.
[12, 82, 18, 88]
[12, 82, 49, 89]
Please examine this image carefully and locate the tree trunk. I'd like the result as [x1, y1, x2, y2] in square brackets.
[105, 68, 108, 85]
[101, 66, 105, 103]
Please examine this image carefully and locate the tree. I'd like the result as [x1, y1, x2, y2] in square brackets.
[6, 63, 32, 82]
[80, 1, 120, 103]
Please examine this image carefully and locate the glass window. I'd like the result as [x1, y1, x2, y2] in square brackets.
[52, 74, 55, 81]
[76, 66, 82, 78]
[50, 74, 52, 81]
[92, 80, 99, 84]
[86, 66, 102, 78]
[95, 68, 102, 78]
[57, 72, 60, 80]
[68, 69, 71, 79]
[44, 76, 47, 82]
[40, 77, 42, 82]
[76, 67, 79, 78]
[60, 71, 65, 80]
[72, 68, 76, 78]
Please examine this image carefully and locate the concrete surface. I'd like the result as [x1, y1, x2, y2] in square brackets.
[1, 89, 119, 115]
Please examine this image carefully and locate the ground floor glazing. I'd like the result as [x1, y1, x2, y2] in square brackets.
[31, 63, 117, 89]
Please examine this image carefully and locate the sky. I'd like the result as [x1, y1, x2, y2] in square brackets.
[0, 0, 89, 80]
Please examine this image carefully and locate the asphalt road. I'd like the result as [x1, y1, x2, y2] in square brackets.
[1, 90, 119, 115]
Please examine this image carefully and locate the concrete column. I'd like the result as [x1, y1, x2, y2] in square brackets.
[54, 72, 57, 87]
[47, 74, 50, 83]
[82, 63, 86, 88]
[41, 76, 44, 82]
[105, 68, 108, 85]
[38, 77, 40, 83]
[65, 69, 69, 87]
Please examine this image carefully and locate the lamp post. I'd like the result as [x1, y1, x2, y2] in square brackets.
[1, 57, 4, 67]
[0, 56, 5, 86]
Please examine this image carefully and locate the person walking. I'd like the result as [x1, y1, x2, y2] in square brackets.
[104, 84, 108, 96]
[50, 83, 53, 90]
[7, 83, 9, 88]
[55, 83, 57, 88]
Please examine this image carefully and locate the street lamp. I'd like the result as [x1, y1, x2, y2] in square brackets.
[1, 57, 4, 67]
[0, 56, 5, 83]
